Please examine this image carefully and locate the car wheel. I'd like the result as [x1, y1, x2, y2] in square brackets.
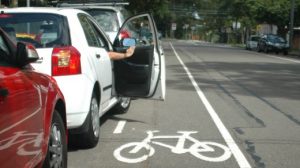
[79, 93, 100, 148]
[257, 46, 261, 52]
[284, 50, 288, 55]
[43, 110, 67, 168]
[112, 97, 131, 114]
[264, 47, 268, 53]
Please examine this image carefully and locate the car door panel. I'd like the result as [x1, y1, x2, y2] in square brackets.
[114, 45, 154, 96]
[113, 13, 165, 100]
[78, 14, 113, 107]
[0, 67, 44, 167]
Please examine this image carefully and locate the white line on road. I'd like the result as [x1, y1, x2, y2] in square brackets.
[170, 43, 252, 168]
[265, 54, 300, 63]
[114, 120, 127, 134]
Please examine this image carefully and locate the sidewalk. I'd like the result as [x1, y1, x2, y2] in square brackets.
[289, 50, 300, 57]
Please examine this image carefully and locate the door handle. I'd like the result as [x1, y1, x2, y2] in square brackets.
[96, 54, 101, 59]
[0, 88, 9, 97]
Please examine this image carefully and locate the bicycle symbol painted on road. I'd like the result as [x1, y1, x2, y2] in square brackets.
[114, 130, 232, 163]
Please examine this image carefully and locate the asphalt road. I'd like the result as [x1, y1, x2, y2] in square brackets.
[68, 40, 300, 168]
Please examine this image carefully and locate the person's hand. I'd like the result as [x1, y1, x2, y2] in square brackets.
[125, 46, 135, 58]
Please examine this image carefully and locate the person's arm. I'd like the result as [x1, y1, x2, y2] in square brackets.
[108, 46, 135, 60]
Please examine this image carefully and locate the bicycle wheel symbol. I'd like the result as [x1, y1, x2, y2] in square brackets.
[114, 142, 155, 163]
[190, 142, 232, 162]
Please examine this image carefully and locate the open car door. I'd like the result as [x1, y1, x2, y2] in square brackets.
[113, 13, 165, 100]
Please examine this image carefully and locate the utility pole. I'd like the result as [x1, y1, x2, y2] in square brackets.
[289, 0, 295, 49]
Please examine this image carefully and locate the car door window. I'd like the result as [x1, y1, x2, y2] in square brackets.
[114, 15, 155, 48]
[78, 14, 109, 50]
[0, 35, 10, 64]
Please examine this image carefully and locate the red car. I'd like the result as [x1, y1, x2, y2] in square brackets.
[0, 29, 67, 168]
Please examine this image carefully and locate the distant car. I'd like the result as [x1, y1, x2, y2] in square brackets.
[0, 28, 67, 167]
[0, 8, 165, 148]
[58, 1, 129, 42]
[246, 35, 260, 50]
[257, 34, 289, 55]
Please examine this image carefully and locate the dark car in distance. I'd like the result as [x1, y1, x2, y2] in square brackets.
[0, 28, 68, 168]
[257, 34, 289, 55]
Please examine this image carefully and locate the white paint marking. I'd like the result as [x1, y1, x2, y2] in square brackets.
[265, 54, 300, 63]
[170, 43, 252, 168]
[114, 120, 126, 134]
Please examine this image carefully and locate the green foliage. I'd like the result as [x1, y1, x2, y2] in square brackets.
[126, 0, 170, 19]
[126, 0, 299, 39]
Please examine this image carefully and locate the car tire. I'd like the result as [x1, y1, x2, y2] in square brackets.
[284, 50, 288, 55]
[257, 46, 261, 52]
[112, 97, 131, 114]
[264, 47, 268, 53]
[43, 110, 67, 168]
[78, 93, 100, 148]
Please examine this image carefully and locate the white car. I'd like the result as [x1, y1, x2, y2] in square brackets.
[0, 8, 165, 148]
[246, 35, 260, 50]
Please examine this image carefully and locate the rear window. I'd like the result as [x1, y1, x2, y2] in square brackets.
[251, 36, 259, 42]
[0, 13, 70, 48]
[83, 9, 119, 32]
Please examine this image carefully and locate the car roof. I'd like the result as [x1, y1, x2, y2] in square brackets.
[59, 4, 126, 13]
[0, 7, 87, 16]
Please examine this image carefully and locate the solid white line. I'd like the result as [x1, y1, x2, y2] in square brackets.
[170, 43, 252, 168]
[113, 120, 127, 134]
[265, 54, 300, 63]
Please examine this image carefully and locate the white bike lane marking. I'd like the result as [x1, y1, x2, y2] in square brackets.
[113, 120, 127, 134]
[170, 43, 252, 168]
[114, 130, 232, 164]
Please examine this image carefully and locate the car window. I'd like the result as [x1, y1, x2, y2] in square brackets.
[115, 15, 154, 47]
[0, 34, 10, 65]
[78, 14, 109, 50]
[251, 36, 259, 41]
[0, 13, 70, 48]
[83, 9, 119, 32]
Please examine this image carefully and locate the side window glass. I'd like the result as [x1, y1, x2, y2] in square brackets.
[115, 15, 155, 47]
[78, 14, 109, 50]
[78, 14, 100, 47]
[0, 35, 10, 64]
[87, 18, 109, 50]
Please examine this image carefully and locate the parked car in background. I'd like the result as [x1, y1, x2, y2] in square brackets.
[0, 8, 165, 148]
[257, 34, 289, 55]
[0, 28, 67, 167]
[58, 1, 129, 42]
[246, 35, 260, 50]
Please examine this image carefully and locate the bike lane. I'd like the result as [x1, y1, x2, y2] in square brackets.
[68, 41, 250, 168]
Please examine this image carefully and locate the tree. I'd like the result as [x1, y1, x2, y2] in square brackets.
[126, 0, 170, 37]
[252, 0, 290, 35]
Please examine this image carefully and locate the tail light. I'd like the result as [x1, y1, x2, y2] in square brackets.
[51, 46, 81, 76]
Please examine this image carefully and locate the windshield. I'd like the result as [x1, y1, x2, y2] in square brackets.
[267, 35, 286, 43]
[0, 13, 70, 48]
[83, 9, 119, 32]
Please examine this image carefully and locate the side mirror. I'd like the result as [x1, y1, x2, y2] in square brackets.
[15, 42, 39, 67]
[122, 38, 136, 47]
